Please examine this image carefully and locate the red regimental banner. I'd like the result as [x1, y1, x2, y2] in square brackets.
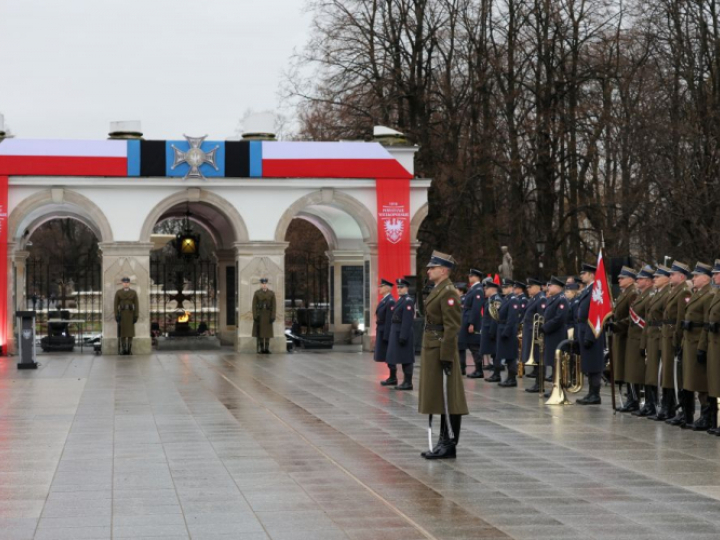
[0, 176, 8, 352]
[376, 178, 411, 296]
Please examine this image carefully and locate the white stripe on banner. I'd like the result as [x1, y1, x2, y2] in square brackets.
[261, 141, 393, 160]
[0, 139, 128, 158]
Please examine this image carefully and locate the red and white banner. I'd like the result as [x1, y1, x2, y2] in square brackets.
[376, 178, 411, 289]
[0, 176, 8, 352]
[0, 139, 128, 176]
[588, 249, 613, 338]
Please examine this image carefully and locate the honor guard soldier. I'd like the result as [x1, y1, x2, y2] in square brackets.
[541, 277, 569, 390]
[566, 278, 582, 337]
[642, 265, 672, 419]
[419, 251, 468, 459]
[386, 278, 416, 390]
[497, 279, 521, 388]
[663, 261, 693, 425]
[375, 279, 397, 385]
[576, 262, 606, 405]
[611, 267, 638, 410]
[701, 260, 720, 435]
[252, 278, 276, 354]
[523, 278, 547, 393]
[482, 279, 501, 381]
[623, 265, 654, 414]
[680, 262, 715, 430]
[513, 281, 529, 317]
[114, 277, 139, 355]
[455, 282, 469, 375]
[462, 269, 485, 379]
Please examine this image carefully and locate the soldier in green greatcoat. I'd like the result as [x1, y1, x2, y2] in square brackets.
[252, 278, 276, 354]
[114, 277, 139, 355]
[419, 251, 469, 460]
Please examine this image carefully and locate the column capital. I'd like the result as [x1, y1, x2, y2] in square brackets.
[234, 241, 289, 257]
[326, 250, 365, 264]
[12, 250, 31, 264]
[99, 242, 154, 257]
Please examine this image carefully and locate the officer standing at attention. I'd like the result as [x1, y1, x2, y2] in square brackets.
[611, 267, 637, 408]
[114, 277, 139, 355]
[541, 276, 569, 390]
[497, 279, 521, 388]
[642, 265, 672, 419]
[513, 281, 529, 318]
[482, 279, 501, 381]
[576, 262, 606, 405]
[252, 278, 276, 354]
[623, 265, 654, 413]
[664, 261, 693, 425]
[680, 262, 715, 430]
[419, 251, 468, 459]
[455, 282, 469, 375]
[463, 269, 485, 379]
[375, 279, 397, 385]
[386, 278, 416, 390]
[701, 260, 720, 435]
[523, 278, 547, 393]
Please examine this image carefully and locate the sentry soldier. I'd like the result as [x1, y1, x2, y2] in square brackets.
[462, 269, 485, 379]
[643, 265, 672, 420]
[252, 278, 276, 354]
[523, 278, 547, 393]
[375, 279, 397, 385]
[611, 266, 638, 408]
[114, 277, 139, 355]
[497, 279, 521, 388]
[702, 260, 720, 435]
[386, 278, 416, 390]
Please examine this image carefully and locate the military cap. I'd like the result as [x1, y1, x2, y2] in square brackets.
[426, 250, 456, 269]
[454, 282, 468, 291]
[500, 278, 514, 288]
[527, 278, 543, 287]
[379, 278, 394, 288]
[670, 260, 691, 277]
[654, 265, 672, 277]
[396, 278, 410, 288]
[121, 277, 130, 283]
[637, 265, 655, 279]
[259, 278, 269, 284]
[565, 281, 580, 290]
[468, 268, 483, 278]
[617, 266, 637, 279]
[581, 262, 597, 273]
[482, 277, 499, 289]
[713, 259, 720, 274]
[513, 280, 527, 290]
[549, 276, 565, 288]
[691, 261, 713, 277]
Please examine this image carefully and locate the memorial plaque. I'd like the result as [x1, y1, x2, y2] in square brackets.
[342, 266, 364, 324]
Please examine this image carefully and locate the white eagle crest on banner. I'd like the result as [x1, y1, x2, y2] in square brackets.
[384, 218, 405, 244]
[592, 279, 604, 304]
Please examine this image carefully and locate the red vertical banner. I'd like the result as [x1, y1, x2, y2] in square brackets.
[0, 175, 8, 353]
[376, 178, 411, 292]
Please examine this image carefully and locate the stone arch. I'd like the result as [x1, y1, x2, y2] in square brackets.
[139, 188, 249, 247]
[294, 211, 340, 251]
[274, 189, 377, 244]
[9, 188, 114, 246]
[410, 202, 429, 244]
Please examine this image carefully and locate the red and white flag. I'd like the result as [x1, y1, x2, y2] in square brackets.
[588, 249, 613, 338]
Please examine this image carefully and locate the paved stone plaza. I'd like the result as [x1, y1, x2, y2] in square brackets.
[2, 349, 720, 540]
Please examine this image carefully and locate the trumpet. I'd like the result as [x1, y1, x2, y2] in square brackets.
[525, 314, 545, 366]
[546, 338, 584, 405]
[517, 323, 524, 378]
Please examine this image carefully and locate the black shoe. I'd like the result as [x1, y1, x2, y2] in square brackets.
[576, 390, 601, 405]
[467, 370, 484, 379]
[461, 368, 467, 376]
[395, 381, 413, 391]
[380, 378, 398, 386]
[498, 378, 517, 388]
[424, 441, 457, 459]
[617, 400, 639, 413]
[666, 411, 685, 426]
[485, 374, 501, 383]
[633, 404, 655, 417]
[544, 375, 553, 382]
[525, 383, 540, 393]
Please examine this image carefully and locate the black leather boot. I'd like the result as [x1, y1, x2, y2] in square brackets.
[665, 397, 686, 426]
[467, 368, 484, 379]
[459, 350, 467, 376]
[692, 401, 712, 431]
[576, 384, 601, 405]
[486, 368, 502, 383]
[525, 375, 540, 393]
[127, 339, 133, 356]
[425, 415, 459, 459]
[421, 415, 446, 458]
[634, 386, 657, 417]
[679, 392, 697, 429]
[617, 384, 640, 412]
[651, 390, 672, 421]
[396, 365, 413, 390]
[707, 400, 720, 434]
[381, 366, 398, 386]
[499, 367, 517, 387]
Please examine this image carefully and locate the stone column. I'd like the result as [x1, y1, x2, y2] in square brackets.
[98, 242, 153, 355]
[235, 241, 288, 353]
[5, 243, 18, 354]
[327, 250, 365, 342]
[216, 249, 237, 346]
[362, 243, 378, 352]
[409, 242, 421, 278]
[13, 250, 30, 313]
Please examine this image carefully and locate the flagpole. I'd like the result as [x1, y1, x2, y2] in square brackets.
[601, 232, 618, 414]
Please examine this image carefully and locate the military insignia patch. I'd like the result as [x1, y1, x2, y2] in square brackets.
[685, 297, 690, 303]
[407, 305, 412, 310]
[560, 304, 565, 309]
[541, 304, 546, 309]
[476, 295, 481, 299]
[448, 298, 455, 306]
[390, 306, 394, 310]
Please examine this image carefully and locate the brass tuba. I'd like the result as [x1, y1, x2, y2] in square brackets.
[546, 335, 584, 405]
[489, 299, 501, 321]
[525, 314, 544, 366]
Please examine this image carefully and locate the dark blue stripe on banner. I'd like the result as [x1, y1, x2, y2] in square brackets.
[225, 141, 250, 177]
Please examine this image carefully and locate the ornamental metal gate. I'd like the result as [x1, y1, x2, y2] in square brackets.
[25, 258, 103, 350]
[149, 256, 218, 339]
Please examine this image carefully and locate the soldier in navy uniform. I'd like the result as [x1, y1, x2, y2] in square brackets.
[541, 276, 570, 390]
[497, 279, 522, 388]
[513, 281, 529, 319]
[482, 279, 502, 382]
[455, 282, 469, 375]
[374, 279, 397, 386]
[523, 278, 547, 393]
[576, 262, 606, 405]
[386, 278, 416, 390]
[463, 270, 485, 379]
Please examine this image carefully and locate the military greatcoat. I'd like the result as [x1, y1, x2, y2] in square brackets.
[682, 284, 714, 393]
[700, 291, 720, 397]
[459, 282, 483, 351]
[541, 293, 569, 367]
[612, 286, 637, 383]
[661, 283, 691, 389]
[496, 294, 520, 361]
[386, 294, 415, 365]
[114, 288, 139, 338]
[480, 293, 499, 355]
[252, 289, 276, 339]
[373, 293, 395, 362]
[576, 286, 607, 373]
[625, 288, 651, 385]
[418, 278, 469, 416]
[521, 292, 546, 364]
[642, 285, 670, 387]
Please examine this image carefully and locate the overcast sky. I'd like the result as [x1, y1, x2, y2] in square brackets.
[0, 0, 312, 140]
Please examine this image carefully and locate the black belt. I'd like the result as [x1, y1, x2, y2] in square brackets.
[683, 321, 701, 330]
[425, 324, 444, 331]
[119, 305, 134, 311]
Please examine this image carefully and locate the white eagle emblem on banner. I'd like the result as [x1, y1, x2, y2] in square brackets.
[592, 280, 604, 304]
[383, 218, 404, 244]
